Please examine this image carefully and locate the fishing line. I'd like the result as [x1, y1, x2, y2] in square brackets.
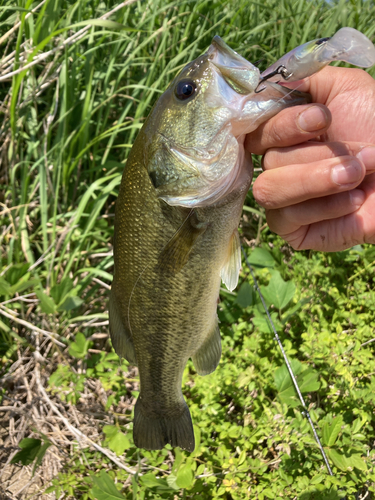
[240, 245, 334, 477]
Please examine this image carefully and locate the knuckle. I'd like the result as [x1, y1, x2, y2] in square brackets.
[262, 149, 278, 170]
[286, 229, 309, 251]
[253, 177, 274, 208]
[266, 209, 282, 233]
[267, 120, 286, 145]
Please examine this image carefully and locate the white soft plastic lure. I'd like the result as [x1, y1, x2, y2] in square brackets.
[261, 27, 375, 83]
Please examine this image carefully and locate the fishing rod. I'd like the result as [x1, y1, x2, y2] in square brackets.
[241, 246, 334, 477]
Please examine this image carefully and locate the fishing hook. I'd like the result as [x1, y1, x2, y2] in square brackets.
[261, 64, 292, 82]
[255, 65, 292, 93]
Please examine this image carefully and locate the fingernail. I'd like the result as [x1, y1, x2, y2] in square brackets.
[349, 189, 365, 209]
[331, 159, 363, 185]
[356, 146, 375, 171]
[298, 106, 328, 132]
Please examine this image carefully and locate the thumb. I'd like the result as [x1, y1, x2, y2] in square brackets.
[245, 103, 331, 155]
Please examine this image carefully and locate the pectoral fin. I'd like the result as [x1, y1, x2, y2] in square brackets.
[192, 323, 222, 376]
[109, 290, 137, 366]
[158, 210, 208, 274]
[220, 229, 241, 292]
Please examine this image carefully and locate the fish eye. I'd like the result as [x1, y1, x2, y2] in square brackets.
[175, 80, 197, 100]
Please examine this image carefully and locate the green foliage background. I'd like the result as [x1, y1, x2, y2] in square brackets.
[1, 0, 375, 498]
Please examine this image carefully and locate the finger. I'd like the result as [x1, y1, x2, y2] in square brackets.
[253, 156, 366, 209]
[266, 189, 366, 236]
[245, 103, 331, 155]
[264, 142, 375, 173]
[269, 173, 375, 252]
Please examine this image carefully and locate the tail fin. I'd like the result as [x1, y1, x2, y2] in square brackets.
[133, 397, 195, 452]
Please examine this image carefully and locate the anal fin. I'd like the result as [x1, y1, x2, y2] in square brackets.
[220, 229, 241, 292]
[192, 323, 222, 376]
[109, 290, 137, 366]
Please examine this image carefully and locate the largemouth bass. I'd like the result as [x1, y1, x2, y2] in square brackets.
[109, 36, 309, 452]
[109, 30, 374, 452]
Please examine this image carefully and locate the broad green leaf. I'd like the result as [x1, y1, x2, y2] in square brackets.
[91, 471, 126, 500]
[172, 447, 184, 474]
[11, 438, 42, 465]
[281, 297, 312, 324]
[140, 473, 174, 492]
[246, 248, 276, 268]
[238, 449, 247, 465]
[103, 425, 118, 439]
[261, 271, 295, 311]
[68, 332, 89, 359]
[58, 295, 83, 311]
[108, 432, 130, 456]
[131, 475, 138, 498]
[235, 281, 255, 308]
[351, 417, 365, 435]
[310, 474, 325, 485]
[322, 417, 343, 447]
[103, 425, 130, 456]
[274, 361, 320, 407]
[9, 278, 38, 295]
[51, 277, 73, 305]
[0, 277, 11, 295]
[166, 473, 180, 490]
[327, 449, 350, 471]
[32, 440, 52, 474]
[36, 290, 57, 314]
[349, 454, 367, 471]
[252, 310, 283, 334]
[5, 263, 29, 285]
[262, 488, 275, 498]
[192, 424, 201, 456]
[274, 359, 303, 392]
[176, 463, 194, 489]
[298, 368, 321, 393]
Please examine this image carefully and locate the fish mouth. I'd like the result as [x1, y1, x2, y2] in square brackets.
[208, 36, 260, 94]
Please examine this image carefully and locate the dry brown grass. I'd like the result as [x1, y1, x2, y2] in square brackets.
[0, 332, 139, 499]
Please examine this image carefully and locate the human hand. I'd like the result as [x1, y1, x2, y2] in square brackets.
[245, 66, 375, 251]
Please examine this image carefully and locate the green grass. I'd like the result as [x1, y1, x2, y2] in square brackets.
[1, 0, 375, 499]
